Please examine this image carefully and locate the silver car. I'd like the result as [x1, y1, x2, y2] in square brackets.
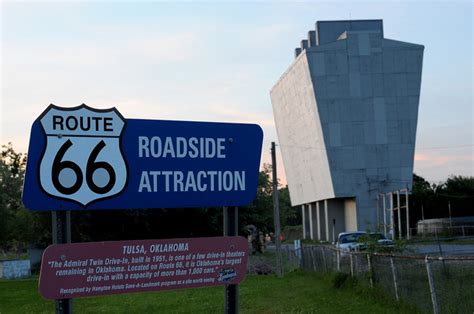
[336, 231, 394, 254]
[336, 231, 366, 253]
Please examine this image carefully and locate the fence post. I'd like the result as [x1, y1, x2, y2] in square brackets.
[425, 257, 440, 314]
[300, 246, 305, 269]
[390, 257, 399, 301]
[462, 226, 465, 237]
[349, 253, 354, 277]
[367, 254, 373, 287]
[290, 247, 294, 265]
[310, 246, 316, 271]
[321, 247, 327, 272]
[336, 249, 340, 272]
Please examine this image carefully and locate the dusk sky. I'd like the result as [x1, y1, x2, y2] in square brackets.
[1, 1, 472, 184]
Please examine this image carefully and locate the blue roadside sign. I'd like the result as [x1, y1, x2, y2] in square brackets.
[22, 104, 263, 210]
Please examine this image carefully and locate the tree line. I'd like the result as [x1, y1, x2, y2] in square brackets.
[0, 143, 297, 253]
[1, 143, 472, 254]
[411, 173, 473, 221]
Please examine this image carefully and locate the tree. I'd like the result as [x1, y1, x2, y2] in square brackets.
[0, 143, 31, 252]
[239, 164, 274, 233]
[411, 173, 436, 218]
[411, 174, 474, 221]
[0, 145, 299, 250]
[279, 185, 299, 226]
[239, 164, 299, 235]
[435, 175, 474, 218]
[0, 143, 52, 253]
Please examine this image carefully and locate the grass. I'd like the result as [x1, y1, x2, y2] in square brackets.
[0, 271, 420, 314]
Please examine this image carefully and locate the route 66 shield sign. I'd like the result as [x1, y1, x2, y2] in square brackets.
[23, 104, 263, 211]
[37, 104, 127, 206]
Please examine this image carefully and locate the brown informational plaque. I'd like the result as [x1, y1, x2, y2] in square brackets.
[39, 236, 248, 299]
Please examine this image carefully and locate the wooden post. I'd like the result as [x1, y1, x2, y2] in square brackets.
[300, 244, 305, 269]
[367, 254, 373, 287]
[336, 249, 340, 272]
[390, 257, 399, 301]
[349, 253, 354, 277]
[310, 246, 316, 271]
[425, 257, 440, 314]
[321, 246, 327, 272]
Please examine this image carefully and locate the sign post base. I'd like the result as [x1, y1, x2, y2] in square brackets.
[52, 211, 72, 314]
[224, 206, 239, 314]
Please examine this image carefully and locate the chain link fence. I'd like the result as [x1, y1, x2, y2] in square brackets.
[284, 245, 474, 314]
[411, 225, 474, 239]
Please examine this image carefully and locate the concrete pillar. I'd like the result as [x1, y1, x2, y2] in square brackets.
[308, 203, 314, 240]
[389, 192, 394, 240]
[316, 202, 321, 240]
[301, 205, 306, 239]
[406, 190, 410, 240]
[397, 191, 402, 239]
[311, 203, 318, 240]
[324, 200, 329, 241]
[383, 194, 387, 237]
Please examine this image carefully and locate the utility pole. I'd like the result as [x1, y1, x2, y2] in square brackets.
[448, 201, 452, 229]
[271, 142, 283, 277]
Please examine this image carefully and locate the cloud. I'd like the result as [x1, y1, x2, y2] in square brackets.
[3, 30, 201, 70]
[414, 150, 474, 182]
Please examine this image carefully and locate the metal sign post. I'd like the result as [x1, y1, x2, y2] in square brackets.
[23, 105, 263, 313]
[223, 206, 239, 314]
[271, 142, 283, 277]
[51, 211, 72, 314]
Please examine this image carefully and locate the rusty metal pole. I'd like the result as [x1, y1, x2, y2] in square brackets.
[271, 142, 283, 277]
[223, 206, 239, 314]
[52, 211, 72, 314]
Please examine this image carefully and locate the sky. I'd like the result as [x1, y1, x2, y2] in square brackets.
[1, 0, 473, 185]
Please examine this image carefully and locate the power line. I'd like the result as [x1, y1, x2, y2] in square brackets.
[275, 143, 473, 151]
[436, 193, 474, 199]
[416, 144, 474, 150]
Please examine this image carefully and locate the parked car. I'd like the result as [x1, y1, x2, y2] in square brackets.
[336, 232, 395, 254]
[336, 231, 366, 253]
[357, 233, 395, 252]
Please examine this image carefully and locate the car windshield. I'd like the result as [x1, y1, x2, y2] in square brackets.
[339, 233, 364, 244]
